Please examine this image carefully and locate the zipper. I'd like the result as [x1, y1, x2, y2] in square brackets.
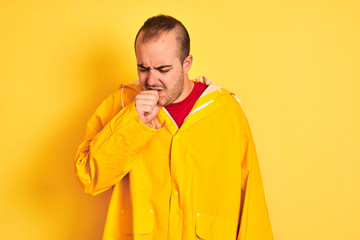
[162, 107, 179, 130]
[183, 100, 214, 121]
[162, 99, 215, 131]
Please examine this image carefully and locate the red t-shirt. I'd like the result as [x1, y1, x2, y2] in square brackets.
[165, 81, 208, 128]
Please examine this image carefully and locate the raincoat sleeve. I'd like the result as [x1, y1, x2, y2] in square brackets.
[237, 106, 274, 240]
[74, 87, 164, 196]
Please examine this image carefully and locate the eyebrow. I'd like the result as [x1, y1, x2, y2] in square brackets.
[137, 64, 172, 70]
[156, 65, 172, 70]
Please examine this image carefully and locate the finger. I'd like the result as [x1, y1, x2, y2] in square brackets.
[135, 98, 157, 108]
[136, 91, 158, 99]
[139, 104, 154, 114]
[157, 97, 166, 107]
[137, 91, 159, 102]
[141, 90, 159, 94]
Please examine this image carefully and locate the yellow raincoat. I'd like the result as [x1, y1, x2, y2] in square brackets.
[74, 76, 273, 240]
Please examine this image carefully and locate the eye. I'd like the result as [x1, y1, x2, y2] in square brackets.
[139, 68, 148, 72]
[159, 69, 170, 73]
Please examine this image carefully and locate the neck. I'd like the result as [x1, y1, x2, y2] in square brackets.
[173, 76, 194, 103]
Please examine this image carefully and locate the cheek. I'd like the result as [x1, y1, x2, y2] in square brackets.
[137, 70, 146, 78]
[170, 71, 182, 86]
[137, 72, 147, 82]
[162, 75, 175, 89]
[138, 76, 146, 89]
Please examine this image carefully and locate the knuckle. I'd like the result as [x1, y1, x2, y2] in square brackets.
[144, 105, 152, 112]
[152, 98, 157, 106]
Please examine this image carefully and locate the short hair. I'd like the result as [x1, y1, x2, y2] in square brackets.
[135, 14, 190, 63]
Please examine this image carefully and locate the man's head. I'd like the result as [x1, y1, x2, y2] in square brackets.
[135, 14, 190, 63]
[135, 15, 193, 106]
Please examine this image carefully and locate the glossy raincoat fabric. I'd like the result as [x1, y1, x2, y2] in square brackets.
[74, 76, 273, 240]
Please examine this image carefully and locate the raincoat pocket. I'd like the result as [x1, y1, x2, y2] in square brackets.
[120, 208, 154, 235]
[195, 213, 238, 240]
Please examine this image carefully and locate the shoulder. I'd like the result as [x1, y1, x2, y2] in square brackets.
[215, 89, 250, 126]
[94, 81, 140, 121]
[214, 87, 243, 110]
[116, 81, 141, 107]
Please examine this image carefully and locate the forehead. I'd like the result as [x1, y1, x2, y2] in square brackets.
[135, 30, 181, 63]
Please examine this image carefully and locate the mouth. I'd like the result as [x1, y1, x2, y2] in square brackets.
[148, 87, 164, 93]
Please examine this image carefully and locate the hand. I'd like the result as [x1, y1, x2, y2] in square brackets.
[135, 90, 166, 128]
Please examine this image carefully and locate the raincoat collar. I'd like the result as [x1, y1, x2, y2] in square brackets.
[120, 76, 232, 133]
[120, 76, 231, 103]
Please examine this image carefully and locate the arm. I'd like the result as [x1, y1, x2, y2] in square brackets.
[237, 107, 274, 240]
[74, 87, 164, 196]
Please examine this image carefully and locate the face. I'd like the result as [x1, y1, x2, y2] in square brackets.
[135, 30, 192, 106]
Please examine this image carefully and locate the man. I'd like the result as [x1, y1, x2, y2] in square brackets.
[75, 15, 273, 240]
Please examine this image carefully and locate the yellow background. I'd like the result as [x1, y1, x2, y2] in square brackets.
[1, 0, 359, 239]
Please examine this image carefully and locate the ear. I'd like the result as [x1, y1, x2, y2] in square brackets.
[182, 54, 193, 74]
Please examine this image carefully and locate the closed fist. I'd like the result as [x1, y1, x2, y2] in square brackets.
[135, 90, 166, 128]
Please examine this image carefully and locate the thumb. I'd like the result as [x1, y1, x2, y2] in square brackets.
[147, 96, 165, 123]
[151, 98, 166, 118]
[157, 97, 166, 107]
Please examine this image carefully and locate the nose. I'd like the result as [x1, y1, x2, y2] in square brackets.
[147, 69, 158, 86]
